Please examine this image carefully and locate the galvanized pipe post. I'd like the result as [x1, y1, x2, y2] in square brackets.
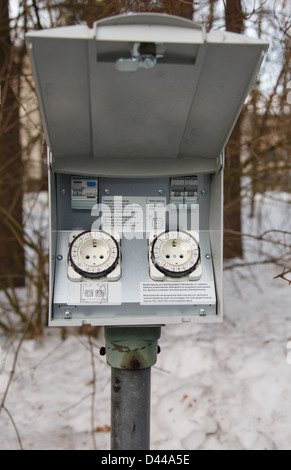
[111, 367, 151, 450]
[103, 326, 161, 450]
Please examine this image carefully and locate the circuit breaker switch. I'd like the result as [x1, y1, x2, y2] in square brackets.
[170, 177, 185, 206]
[185, 176, 198, 190]
[71, 176, 98, 210]
[184, 176, 198, 206]
[170, 176, 198, 207]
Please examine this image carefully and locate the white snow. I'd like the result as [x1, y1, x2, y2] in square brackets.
[0, 191, 290, 450]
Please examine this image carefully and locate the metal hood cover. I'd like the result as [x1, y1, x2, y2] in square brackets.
[26, 13, 268, 177]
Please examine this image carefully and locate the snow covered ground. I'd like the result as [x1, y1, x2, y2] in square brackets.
[0, 191, 290, 450]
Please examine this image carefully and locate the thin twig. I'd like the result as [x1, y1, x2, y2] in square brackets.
[2, 405, 23, 450]
[0, 323, 30, 450]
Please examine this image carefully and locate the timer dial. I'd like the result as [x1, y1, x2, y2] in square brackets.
[69, 230, 119, 279]
[151, 230, 200, 278]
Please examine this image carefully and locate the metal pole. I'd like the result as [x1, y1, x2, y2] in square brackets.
[111, 367, 151, 450]
[103, 326, 161, 451]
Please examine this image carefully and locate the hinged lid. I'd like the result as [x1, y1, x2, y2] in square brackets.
[26, 13, 268, 177]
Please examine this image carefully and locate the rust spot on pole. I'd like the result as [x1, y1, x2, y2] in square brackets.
[129, 358, 140, 370]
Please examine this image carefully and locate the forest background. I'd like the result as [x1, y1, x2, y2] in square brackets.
[0, 0, 290, 450]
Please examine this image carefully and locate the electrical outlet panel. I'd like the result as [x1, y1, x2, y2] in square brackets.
[26, 12, 268, 327]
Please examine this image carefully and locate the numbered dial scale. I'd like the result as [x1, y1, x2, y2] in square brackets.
[151, 230, 200, 278]
[69, 230, 119, 279]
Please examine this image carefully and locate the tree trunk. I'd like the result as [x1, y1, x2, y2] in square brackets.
[171, 0, 194, 19]
[0, 0, 25, 287]
[223, 0, 244, 259]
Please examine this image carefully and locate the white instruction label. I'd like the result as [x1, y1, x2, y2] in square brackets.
[102, 196, 166, 233]
[140, 282, 216, 305]
[102, 196, 144, 233]
[80, 282, 121, 305]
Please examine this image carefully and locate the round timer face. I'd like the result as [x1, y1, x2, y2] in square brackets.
[151, 230, 200, 278]
[69, 230, 119, 279]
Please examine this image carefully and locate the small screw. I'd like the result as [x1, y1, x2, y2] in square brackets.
[201, 189, 207, 196]
[205, 253, 211, 259]
[57, 254, 63, 261]
[158, 189, 164, 195]
[199, 308, 206, 316]
[104, 189, 111, 195]
[64, 311, 71, 319]
[60, 188, 66, 195]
